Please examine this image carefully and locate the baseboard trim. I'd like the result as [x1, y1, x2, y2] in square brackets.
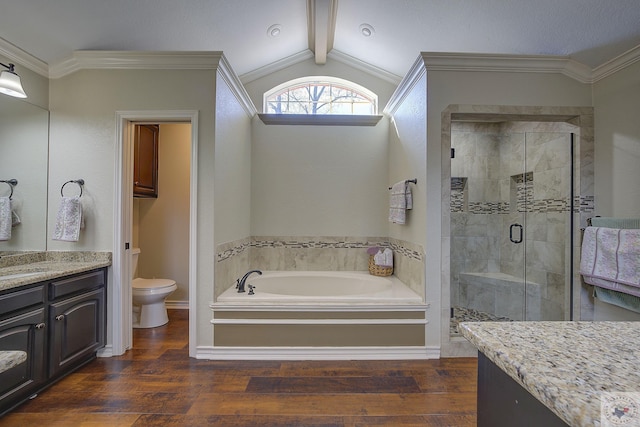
[96, 345, 114, 358]
[194, 345, 440, 360]
[166, 300, 189, 310]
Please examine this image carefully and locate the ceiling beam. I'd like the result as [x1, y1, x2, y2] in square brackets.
[307, 0, 338, 65]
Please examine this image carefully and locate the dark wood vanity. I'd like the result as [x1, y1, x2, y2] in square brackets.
[0, 267, 107, 416]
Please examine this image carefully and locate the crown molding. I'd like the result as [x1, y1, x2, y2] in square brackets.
[0, 38, 48, 77]
[48, 50, 227, 79]
[217, 54, 257, 117]
[328, 50, 403, 85]
[239, 50, 314, 84]
[383, 55, 426, 116]
[419, 52, 593, 83]
[592, 44, 640, 83]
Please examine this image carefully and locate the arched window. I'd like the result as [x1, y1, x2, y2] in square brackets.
[264, 77, 377, 115]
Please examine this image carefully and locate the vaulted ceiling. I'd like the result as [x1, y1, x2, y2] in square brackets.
[1, 0, 640, 80]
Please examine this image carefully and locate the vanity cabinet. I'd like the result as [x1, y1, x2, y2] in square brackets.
[48, 270, 106, 378]
[133, 124, 159, 198]
[0, 285, 46, 413]
[0, 268, 106, 415]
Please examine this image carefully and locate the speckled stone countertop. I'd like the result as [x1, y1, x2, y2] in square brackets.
[0, 251, 112, 292]
[460, 321, 640, 427]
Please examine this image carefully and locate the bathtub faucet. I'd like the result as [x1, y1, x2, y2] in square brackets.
[236, 269, 262, 293]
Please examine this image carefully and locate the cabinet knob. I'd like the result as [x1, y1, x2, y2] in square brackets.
[55, 315, 65, 321]
[35, 323, 45, 329]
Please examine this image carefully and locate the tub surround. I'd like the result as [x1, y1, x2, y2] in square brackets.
[0, 251, 112, 291]
[460, 321, 640, 427]
[215, 236, 425, 299]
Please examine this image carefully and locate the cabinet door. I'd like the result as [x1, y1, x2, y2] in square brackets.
[49, 289, 104, 377]
[133, 124, 159, 198]
[0, 308, 46, 414]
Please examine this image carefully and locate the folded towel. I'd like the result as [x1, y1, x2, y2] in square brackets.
[0, 197, 10, 241]
[580, 227, 640, 292]
[389, 181, 413, 225]
[52, 196, 83, 242]
[374, 248, 393, 268]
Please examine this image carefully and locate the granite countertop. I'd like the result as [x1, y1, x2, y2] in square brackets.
[460, 321, 640, 427]
[0, 251, 112, 292]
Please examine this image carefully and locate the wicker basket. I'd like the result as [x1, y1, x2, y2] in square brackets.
[368, 255, 393, 277]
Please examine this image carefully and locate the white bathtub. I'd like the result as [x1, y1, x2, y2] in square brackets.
[216, 271, 422, 304]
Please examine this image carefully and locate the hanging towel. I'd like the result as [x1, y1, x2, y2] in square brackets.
[0, 197, 11, 241]
[580, 227, 640, 296]
[52, 196, 83, 242]
[389, 181, 413, 225]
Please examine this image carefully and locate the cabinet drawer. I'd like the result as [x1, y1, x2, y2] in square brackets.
[49, 270, 105, 300]
[0, 286, 45, 318]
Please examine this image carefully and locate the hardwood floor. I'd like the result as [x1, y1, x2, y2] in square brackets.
[1, 310, 477, 426]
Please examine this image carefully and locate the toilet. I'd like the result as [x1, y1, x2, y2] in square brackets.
[131, 247, 177, 328]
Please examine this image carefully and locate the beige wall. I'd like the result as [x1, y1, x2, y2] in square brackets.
[135, 123, 191, 303]
[250, 119, 390, 236]
[48, 67, 219, 348]
[593, 60, 640, 217]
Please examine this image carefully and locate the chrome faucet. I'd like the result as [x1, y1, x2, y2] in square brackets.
[236, 269, 262, 293]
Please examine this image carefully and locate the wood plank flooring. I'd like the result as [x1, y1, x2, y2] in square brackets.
[0, 310, 478, 426]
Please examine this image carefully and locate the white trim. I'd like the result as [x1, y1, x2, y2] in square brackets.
[211, 303, 430, 312]
[418, 52, 593, 83]
[383, 55, 427, 116]
[0, 38, 49, 77]
[592, 44, 640, 83]
[195, 345, 440, 360]
[240, 50, 314, 84]
[211, 318, 427, 325]
[328, 50, 403, 85]
[49, 50, 226, 79]
[96, 344, 113, 358]
[258, 114, 383, 126]
[114, 110, 198, 358]
[216, 54, 257, 117]
[166, 300, 189, 310]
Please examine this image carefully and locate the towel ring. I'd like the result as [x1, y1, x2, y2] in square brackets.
[0, 179, 17, 200]
[61, 179, 85, 197]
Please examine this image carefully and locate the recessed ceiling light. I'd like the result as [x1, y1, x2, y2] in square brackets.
[267, 24, 282, 38]
[359, 24, 374, 37]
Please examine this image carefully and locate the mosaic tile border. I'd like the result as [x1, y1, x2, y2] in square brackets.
[217, 237, 424, 263]
[458, 196, 594, 215]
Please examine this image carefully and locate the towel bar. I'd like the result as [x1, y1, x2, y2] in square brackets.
[0, 179, 17, 199]
[61, 179, 85, 197]
[388, 178, 417, 190]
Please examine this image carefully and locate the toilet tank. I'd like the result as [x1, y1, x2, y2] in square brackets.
[131, 247, 141, 279]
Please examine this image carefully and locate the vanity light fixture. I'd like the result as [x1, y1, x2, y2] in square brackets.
[0, 63, 27, 98]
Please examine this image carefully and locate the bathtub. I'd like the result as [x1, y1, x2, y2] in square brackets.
[216, 271, 422, 304]
[210, 271, 431, 360]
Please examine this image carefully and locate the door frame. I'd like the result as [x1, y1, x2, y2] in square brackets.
[112, 110, 198, 357]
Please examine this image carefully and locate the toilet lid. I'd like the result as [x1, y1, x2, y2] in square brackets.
[132, 277, 176, 290]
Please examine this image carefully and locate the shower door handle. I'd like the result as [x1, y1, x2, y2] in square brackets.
[510, 223, 523, 244]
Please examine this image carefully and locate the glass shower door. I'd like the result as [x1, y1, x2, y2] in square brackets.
[450, 124, 573, 334]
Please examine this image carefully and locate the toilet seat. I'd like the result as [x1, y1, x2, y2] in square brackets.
[132, 278, 176, 291]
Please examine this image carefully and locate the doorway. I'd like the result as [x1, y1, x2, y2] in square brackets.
[113, 110, 198, 357]
[449, 123, 575, 334]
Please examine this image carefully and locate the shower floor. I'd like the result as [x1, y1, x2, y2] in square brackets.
[450, 306, 513, 335]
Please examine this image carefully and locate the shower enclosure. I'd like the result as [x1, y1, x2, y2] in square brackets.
[450, 121, 574, 333]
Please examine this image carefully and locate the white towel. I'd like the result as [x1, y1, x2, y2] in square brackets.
[52, 196, 83, 242]
[389, 181, 413, 224]
[373, 248, 393, 268]
[0, 197, 10, 241]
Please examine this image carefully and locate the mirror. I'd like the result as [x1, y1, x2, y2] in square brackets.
[0, 96, 49, 256]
